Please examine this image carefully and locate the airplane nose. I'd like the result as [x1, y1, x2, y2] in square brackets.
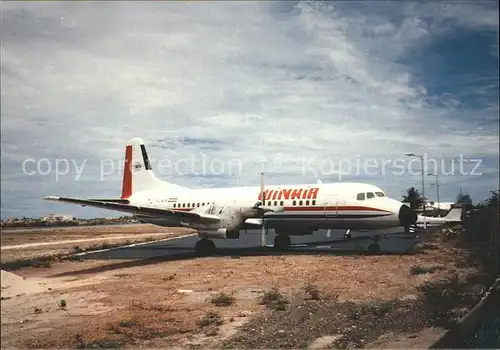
[399, 204, 417, 227]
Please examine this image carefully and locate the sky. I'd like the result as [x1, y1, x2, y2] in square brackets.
[1, 1, 499, 219]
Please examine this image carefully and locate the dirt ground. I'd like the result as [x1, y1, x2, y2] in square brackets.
[1, 226, 495, 349]
[1, 224, 195, 264]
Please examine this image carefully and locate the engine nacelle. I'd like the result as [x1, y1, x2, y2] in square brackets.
[192, 201, 270, 239]
[191, 203, 252, 234]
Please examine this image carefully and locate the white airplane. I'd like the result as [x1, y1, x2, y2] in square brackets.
[416, 207, 463, 228]
[44, 138, 418, 255]
[401, 201, 456, 213]
[426, 201, 456, 211]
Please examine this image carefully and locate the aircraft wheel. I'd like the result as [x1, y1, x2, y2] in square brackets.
[367, 243, 381, 254]
[195, 239, 216, 256]
[274, 234, 291, 251]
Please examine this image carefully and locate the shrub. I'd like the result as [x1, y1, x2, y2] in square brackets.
[198, 311, 223, 327]
[211, 292, 235, 306]
[410, 265, 443, 275]
[259, 287, 289, 310]
[304, 283, 321, 300]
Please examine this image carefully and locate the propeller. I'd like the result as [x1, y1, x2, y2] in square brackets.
[326, 229, 331, 238]
[408, 223, 418, 237]
[260, 172, 267, 247]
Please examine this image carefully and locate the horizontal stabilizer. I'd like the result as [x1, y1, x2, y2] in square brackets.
[444, 207, 462, 221]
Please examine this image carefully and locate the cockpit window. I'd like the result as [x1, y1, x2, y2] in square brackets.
[367, 192, 375, 199]
[356, 193, 365, 200]
[375, 192, 385, 197]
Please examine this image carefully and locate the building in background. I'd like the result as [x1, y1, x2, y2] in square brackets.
[41, 213, 74, 222]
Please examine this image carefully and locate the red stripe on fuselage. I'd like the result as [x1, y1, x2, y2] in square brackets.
[285, 206, 390, 212]
[170, 206, 392, 213]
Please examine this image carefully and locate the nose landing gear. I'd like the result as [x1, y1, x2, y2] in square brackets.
[343, 229, 351, 240]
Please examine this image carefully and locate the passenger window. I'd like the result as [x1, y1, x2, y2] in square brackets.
[367, 192, 375, 199]
[173, 204, 176, 208]
[356, 193, 365, 200]
[375, 192, 385, 197]
[299, 200, 303, 205]
[197, 203, 200, 207]
[306, 200, 309, 205]
[293, 200, 296, 206]
[274, 201, 278, 206]
[182, 203, 185, 208]
[280, 201, 284, 206]
[268, 201, 271, 206]
[312, 200, 316, 205]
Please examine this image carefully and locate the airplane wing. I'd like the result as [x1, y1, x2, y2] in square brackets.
[244, 218, 263, 229]
[43, 196, 220, 223]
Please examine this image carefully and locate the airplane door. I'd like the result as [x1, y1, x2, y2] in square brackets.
[324, 200, 337, 217]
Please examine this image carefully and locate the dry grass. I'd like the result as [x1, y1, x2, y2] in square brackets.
[410, 264, 445, 275]
[304, 282, 322, 300]
[259, 287, 290, 310]
[199, 311, 224, 327]
[1, 224, 192, 246]
[1, 226, 194, 264]
[211, 292, 236, 307]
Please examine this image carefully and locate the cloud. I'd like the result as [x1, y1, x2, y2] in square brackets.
[1, 1, 498, 218]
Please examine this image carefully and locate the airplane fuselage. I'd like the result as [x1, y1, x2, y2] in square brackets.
[130, 182, 408, 233]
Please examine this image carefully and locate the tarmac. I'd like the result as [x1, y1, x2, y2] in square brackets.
[74, 228, 420, 262]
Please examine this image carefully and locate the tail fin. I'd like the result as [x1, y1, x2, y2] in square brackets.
[445, 207, 463, 221]
[121, 137, 187, 199]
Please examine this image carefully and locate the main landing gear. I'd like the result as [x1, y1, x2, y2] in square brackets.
[274, 234, 291, 251]
[195, 238, 216, 256]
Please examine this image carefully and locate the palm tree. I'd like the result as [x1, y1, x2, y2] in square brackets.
[485, 190, 499, 208]
[402, 186, 425, 210]
[456, 192, 473, 210]
[476, 189, 499, 209]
